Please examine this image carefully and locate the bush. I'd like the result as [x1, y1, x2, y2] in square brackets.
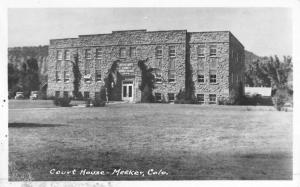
[85, 98, 91, 107]
[218, 96, 232, 105]
[272, 89, 290, 111]
[92, 98, 106, 107]
[53, 97, 71, 107]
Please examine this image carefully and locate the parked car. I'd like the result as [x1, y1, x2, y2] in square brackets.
[15, 92, 24, 100]
[30, 91, 39, 100]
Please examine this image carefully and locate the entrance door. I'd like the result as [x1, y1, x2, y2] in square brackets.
[122, 80, 134, 102]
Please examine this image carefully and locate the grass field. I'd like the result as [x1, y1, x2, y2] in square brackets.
[8, 100, 292, 180]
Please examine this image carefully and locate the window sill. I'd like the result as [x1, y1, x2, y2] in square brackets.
[209, 82, 218, 85]
[85, 80, 92, 83]
[64, 81, 70, 83]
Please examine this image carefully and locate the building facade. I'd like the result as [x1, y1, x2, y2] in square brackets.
[47, 29, 244, 104]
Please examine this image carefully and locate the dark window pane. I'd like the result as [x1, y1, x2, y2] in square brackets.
[155, 93, 162, 101]
[128, 86, 132, 97]
[84, 92, 90, 99]
[123, 86, 127, 97]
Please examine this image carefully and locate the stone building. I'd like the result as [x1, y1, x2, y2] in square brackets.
[47, 29, 244, 104]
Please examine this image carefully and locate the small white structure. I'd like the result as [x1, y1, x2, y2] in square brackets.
[245, 87, 272, 97]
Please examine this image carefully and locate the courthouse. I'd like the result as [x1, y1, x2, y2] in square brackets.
[47, 29, 244, 104]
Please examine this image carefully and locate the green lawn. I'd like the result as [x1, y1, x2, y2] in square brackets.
[8, 101, 292, 180]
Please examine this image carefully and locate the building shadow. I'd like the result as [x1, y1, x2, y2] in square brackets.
[8, 123, 67, 128]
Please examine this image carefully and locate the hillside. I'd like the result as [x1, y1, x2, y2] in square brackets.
[8, 46, 48, 77]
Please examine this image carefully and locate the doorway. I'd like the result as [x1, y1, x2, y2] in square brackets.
[122, 80, 134, 102]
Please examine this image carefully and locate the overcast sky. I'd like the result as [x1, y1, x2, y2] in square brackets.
[8, 8, 292, 57]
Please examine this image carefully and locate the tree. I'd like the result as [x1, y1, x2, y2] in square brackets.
[8, 63, 20, 90]
[137, 58, 155, 103]
[260, 56, 292, 91]
[70, 53, 82, 99]
[20, 58, 40, 97]
[260, 56, 293, 110]
[104, 60, 119, 101]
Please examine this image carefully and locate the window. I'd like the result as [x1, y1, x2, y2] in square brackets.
[197, 58, 205, 83]
[197, 45, 205, 57]
[56, 61, 62, 70]
[55, 91, 60, 98]
[96, 48, 103, 59]
[63, 91, 68, 98]
[84, 92, 90, 99]
[169, 46, 176, 58]
[168, 71, 175, 82]
[65, 50, 71, 60]
[197, 74, 204, 83]
[130, 47, 136, 57]
[84, 61, 91, 82]
[210, 45, 217, 56]
[55, 71, 61, 82]
[209, 58, 217, 70]
[155, 46, 162, 58]
[155, 93, 162, 102]
[64, 71, 70, 82]
[168, 60, 175, 82]
[57, 50, 63, 60]
[210, 73, 217, 83]
[95, 70, 101, 82]
[209, 94, 217, 104]
[84, 61, 90, 75]
[120, 48, 126, 58]
[197, 94, 204, 104]
[168, 93, 175, 102]
[85, 49, 92, 59]
[154, 69, 162, 83]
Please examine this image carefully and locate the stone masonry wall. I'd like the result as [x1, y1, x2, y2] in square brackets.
[229, 33, 245, 97]
[47, 30, 186, 102]
[188, 32, 230, 103]
[47, 30, 244, 103]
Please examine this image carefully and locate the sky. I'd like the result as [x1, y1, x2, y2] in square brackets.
[8, 8, 292, 57]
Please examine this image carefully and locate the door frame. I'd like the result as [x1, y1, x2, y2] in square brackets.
[121, 80, 134, 102]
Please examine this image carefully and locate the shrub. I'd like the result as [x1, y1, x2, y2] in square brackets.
[53, 97, 71, 107]
[85, 98, 91, 107]
[272, 89, 290, 111]
[92, 98, 106, 107]
[218, 96, 232, 105]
